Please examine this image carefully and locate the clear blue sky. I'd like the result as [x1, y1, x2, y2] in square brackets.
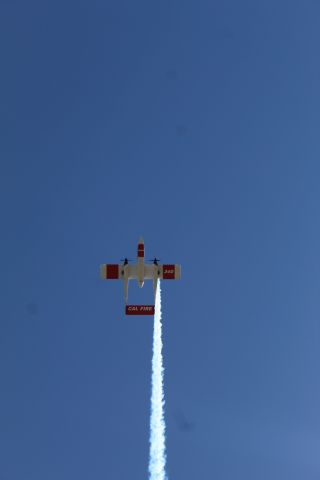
[1, 1, 320, 478]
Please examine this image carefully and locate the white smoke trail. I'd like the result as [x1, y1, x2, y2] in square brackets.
[149, 280, 167, 480]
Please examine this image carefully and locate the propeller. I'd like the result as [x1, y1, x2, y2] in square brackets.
[147, 257, 161, 265]
[120, 258, 131, 264]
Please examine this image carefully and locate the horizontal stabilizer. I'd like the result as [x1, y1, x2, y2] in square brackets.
[126, 305, 155, 316]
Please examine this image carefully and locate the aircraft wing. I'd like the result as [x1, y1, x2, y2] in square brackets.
[100, 263, 181, 281]
[159, 264, 181, 279]
[143, 264, 181, 280]
[100, 264, 121, 279]
[100, 263, 138, 280]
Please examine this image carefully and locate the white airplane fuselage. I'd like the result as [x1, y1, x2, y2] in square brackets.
[137, 262, 145, 287]
[122, 237, 146, 302]
[137, 238, 145, 288]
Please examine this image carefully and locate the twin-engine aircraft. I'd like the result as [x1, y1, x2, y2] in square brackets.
[100, 237, 181, 315]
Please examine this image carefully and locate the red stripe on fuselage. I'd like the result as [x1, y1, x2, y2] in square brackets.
[138, 243, 144, 257]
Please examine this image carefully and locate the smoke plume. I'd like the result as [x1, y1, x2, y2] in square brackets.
[149, 281, 167, 480]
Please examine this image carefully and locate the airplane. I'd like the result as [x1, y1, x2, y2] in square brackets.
[100, 237, 181, 306]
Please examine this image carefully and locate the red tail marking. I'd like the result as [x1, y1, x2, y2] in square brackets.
[126, 305, 154, 315]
